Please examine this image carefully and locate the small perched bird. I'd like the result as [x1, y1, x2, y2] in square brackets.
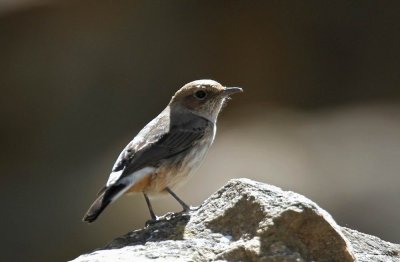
[83, 79, 242, 223]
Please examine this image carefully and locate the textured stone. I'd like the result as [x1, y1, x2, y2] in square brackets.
[72, 178, 400, 262]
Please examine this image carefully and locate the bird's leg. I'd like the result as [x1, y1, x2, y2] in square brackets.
[143, 192, 157, 220]
[165, 187, 190, 212]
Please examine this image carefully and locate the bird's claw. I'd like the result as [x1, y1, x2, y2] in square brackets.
[145, 216, 161, 227]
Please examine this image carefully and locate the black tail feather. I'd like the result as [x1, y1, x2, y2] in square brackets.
[82, 191, 110, 223]
[82, 184, 126, 223]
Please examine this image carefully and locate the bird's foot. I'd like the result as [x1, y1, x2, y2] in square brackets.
[145, 215, 161, 227]
[144, 209, 195, 227]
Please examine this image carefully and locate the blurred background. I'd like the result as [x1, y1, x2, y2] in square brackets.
[1, 1, 400, 261]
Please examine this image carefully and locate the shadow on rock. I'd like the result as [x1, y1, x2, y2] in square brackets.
[103, 212, 191, 249]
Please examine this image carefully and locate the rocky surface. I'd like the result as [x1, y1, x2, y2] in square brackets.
[72, 179, 400, 262]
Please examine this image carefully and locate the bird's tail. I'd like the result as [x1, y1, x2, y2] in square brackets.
[82, 184, 126, 223]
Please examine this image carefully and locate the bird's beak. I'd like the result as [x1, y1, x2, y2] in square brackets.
[222, 87, 243, 96]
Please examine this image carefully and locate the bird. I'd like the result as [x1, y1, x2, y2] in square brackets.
[82, 79, 243, 223]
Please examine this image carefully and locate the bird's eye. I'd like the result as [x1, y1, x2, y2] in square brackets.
[194, 90, 207, 100]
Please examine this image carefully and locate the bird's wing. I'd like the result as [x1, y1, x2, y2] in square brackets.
[106, 111, 211, 187]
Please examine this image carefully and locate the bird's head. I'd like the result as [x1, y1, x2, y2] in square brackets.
[169, 79, 243, 123]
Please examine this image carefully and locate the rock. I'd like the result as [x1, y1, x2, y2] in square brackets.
[72, 178, 400, 262]
[342, 227, 400, 262]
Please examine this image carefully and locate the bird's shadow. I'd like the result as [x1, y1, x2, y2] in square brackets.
[101, 211, 192, 250]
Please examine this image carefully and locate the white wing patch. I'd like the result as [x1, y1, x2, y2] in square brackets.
[211, 123, 217, 143]
[106, 166, 156, 187]
[106, 170, 124, 186]
[119, 166, 156, 185]
[106, 167, 156, 203]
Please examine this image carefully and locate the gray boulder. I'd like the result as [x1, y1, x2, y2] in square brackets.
[72, 178, 400, 261]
